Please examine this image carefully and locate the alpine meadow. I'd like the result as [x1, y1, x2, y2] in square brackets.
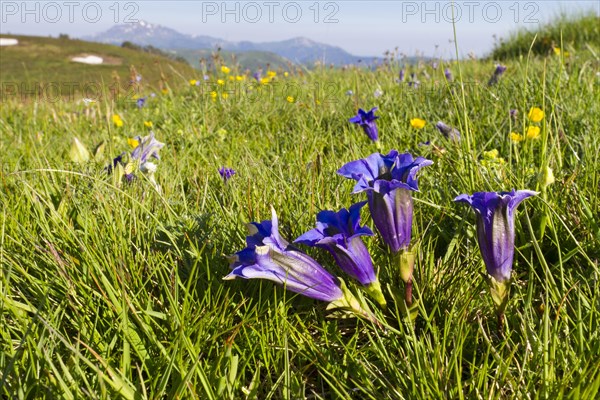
[1, 13, 599, 400]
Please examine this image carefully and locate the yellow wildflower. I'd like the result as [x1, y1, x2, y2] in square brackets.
[526, 126, 541, 139]
[210, 91, 217, 101]
[217, 79, 225, 86]
[286, 96, 295, 103]
[127, 137, 139, 148]
[410, 118, 426, 129]
[284, 72, 289, 77]
[221, 65, 231, 74]
[235, 75, 244, 81]
[229, 76, 235, 81]
[483, 149, 499, 160]
[267, 70, 276, 78]
[112, 114, 123, 127]
[161, 88, 168, 94]
[553, 47, 561, 56]
[528, 107, 544, 122]
[260, 77, 270, 85]
[189, 79, 197, 86]
[510, 132, 523, 142]
[222, 92, 229, 99]
[144, 121, 153, 128]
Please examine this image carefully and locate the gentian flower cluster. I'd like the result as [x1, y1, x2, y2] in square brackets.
[225, 208, 377, 321]
[224, 101, 536, 330]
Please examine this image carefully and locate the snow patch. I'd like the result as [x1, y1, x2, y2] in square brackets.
[0, 38, 19, 46]
[71, 55, 104, 64]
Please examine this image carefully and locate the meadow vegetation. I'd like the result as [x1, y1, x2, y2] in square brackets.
[1, 15, 599, 399]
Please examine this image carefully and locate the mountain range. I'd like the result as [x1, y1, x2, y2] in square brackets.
[82, 21, 381, 67]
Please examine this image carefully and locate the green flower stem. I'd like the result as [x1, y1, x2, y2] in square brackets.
[487, 275, 510, 335]
[398, 249, 416, 306]
[328, 280, 381, 327]
[364, 278, 387, 309]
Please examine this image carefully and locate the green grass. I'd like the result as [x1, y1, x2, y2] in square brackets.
[489, 13, 600, 59]
[0, 35, 196, 98]
[1, 16, 600, 399]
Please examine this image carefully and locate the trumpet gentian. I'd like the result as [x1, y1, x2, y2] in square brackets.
[295, 202, 376, 286]
[295, 202, 387, 306]
[225, 208, 344, 302]
[349, 107, 379, 142]
[488, 64, 507, 86]
[454, 190, 537, 283]
[338, 151, 433, 253]
[219, 167, 236, 182]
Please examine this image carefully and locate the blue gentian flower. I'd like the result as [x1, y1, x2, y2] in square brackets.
[444, 68, 453, 82]
[295, 202, 375, 286]
[488, 64, 507, 86]
[398, 69, 405, 82]
[349, 107, 379, 142]
[130, 132, 164, 164]
[454, 190, 537, 283]
[295, 202, 387, 306]
[338, 151, 433, 253]
[225, 208, 344, 302]
[219, 167, 236, 182]
[136, 97, 146, 108]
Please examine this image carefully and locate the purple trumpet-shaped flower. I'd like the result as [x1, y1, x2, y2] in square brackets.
[105, 132, 164, 184]
[338, 151, 433, 253]
[349, 107, 380, 142]
[398, 69, 406, 82]
[454, 190, 537, 283]
[295, 201, 376, 286]
[130, 132, 164, 164]
[219, 167, 236, 182]
[136, 97, 147, 108]
[444, 68, 453, 82]
[225, 208, 343, 302]
[488, 64, 507, 86]
[436, 121, 461, 141]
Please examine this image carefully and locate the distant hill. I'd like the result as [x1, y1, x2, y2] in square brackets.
[0, 34, 196, 99]
[83, 21, 381, 67]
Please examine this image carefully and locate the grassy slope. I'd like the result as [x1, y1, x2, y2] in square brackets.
[1, 16, 600, 399]
[0, 35, 196, 97]
[489, 13, 600, 59]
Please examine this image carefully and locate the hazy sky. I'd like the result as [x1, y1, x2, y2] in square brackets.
[1, 1, 598, 57]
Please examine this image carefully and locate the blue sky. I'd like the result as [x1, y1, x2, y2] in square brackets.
[1, 1, 598, 57]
